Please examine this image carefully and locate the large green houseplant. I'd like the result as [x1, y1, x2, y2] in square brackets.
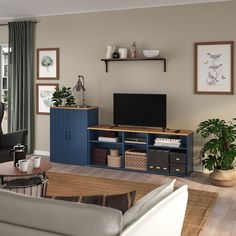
[197, 118, 236, 186]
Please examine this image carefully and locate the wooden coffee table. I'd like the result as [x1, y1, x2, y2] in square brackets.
[0, 160, 52, 197]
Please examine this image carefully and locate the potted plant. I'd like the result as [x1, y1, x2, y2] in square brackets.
[52, 87, 76, 107]
[197, 118, 236, 186]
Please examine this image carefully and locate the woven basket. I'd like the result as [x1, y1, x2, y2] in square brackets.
[125, 149, 147, 171]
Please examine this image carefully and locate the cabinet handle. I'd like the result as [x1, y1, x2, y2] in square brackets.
[176, 168, 180, 172]
[156, 166, 160, 169]
[65, 131, 67, 141]
[176, 158, 180, 161]
[68, 131, 71, 141]
[150, 166, 154, 169]
[163, 167, 167, 170]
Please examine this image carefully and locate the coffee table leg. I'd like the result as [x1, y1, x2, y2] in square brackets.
[41, 172, 48, 197]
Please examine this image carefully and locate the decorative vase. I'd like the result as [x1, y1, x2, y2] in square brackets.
[209, 169, 236, 187]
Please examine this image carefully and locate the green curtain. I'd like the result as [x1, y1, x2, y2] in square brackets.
[8, 21, 35, 153]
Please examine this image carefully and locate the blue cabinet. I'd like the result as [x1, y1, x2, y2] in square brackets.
[50, 107, 98, 165]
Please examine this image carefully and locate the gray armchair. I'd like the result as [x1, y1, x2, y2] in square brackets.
[0, 102, 28, 163]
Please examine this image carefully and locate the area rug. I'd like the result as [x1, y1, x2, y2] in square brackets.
[46, 172, 218, 236]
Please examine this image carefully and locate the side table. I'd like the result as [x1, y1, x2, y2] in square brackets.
[0, 160, 52, 197]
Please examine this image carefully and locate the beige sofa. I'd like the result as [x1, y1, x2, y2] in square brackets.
[0, 180, 188, 236]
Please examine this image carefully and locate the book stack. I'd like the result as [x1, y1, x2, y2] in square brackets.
[154, 138, 181, 148]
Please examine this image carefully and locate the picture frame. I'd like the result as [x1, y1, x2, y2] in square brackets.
[194, 41, 234, 95]
[37, 48, 59, 80]
[36, 83, 59, 115]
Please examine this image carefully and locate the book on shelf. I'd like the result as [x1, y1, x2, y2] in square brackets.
[124, 140, 147, 144]
[154, 138, 181, 148]
[98, 136, 119, 143]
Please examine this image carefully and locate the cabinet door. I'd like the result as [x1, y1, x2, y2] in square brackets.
[50, 108, 67, 163]
[50, 108, 98, 165]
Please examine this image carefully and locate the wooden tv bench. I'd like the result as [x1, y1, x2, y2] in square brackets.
[88, 125, 193, 177]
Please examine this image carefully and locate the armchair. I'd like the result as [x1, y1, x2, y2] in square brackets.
[0, 102, 28, 163]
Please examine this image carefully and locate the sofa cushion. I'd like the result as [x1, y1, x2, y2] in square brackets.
[122, 179, 176, 228]
[45, 190, 136, 214]
[0, 189, 122, 236]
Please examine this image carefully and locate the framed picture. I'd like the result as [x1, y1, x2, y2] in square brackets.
[37, 48, 59, 80]
[36, 83, 58, 114]
[194, 41, 234, 94]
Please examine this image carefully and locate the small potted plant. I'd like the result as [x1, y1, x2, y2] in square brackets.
[197, 118, 236, 186]
[52, 87, 76, 107]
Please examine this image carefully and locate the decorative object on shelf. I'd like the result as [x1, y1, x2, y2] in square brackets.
[143, 50, 160, 58]
[118, 48, 128, 59]
[112, 51, 119, 58]
[197, 118, 236, 186]
[36, 83, 59, 114]
[107, 149, 121, 168]
[130, 41, 136, 58]
[37, 48, 59, 80]
[194, 41, 234, 95]
[106, 45, 116, 59]
[73, 75, 88, 108]
[52, 86, 76, 107]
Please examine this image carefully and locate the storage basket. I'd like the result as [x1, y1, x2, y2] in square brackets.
[125, 149, 147, 171]
[107, 155, 121, 168]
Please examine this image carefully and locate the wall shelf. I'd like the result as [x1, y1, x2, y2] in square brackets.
[101, 57, 167, 73]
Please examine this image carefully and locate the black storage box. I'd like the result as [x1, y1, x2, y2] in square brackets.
[169, 152, 186, 164]
[92, 148, 108, 165]
[148, 149, 169, 174]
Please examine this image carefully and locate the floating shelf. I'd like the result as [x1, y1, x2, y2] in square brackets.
[101, 57, 167, 73]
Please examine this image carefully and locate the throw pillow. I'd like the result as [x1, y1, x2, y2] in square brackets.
[122, 179, 176, 228]
[45, 190, 136, 214]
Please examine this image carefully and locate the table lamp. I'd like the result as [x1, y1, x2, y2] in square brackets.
[73, 75, 88, 108]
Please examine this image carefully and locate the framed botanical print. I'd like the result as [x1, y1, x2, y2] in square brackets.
[36, 83, 58, 114]
[194, 41, 234, 94]
[37, 48, 59, 80]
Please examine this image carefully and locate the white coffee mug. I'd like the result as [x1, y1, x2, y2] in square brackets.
[16, 160, 28, 172]
[31, 156, 41, 168]
[118, 48, 128, 59]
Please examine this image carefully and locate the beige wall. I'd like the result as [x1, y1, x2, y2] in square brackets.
[0, 1, 236, 155]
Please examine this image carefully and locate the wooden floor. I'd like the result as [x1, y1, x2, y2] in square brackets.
[49, 161, 236, 236]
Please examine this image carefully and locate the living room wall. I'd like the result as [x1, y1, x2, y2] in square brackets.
[0, 1, 236, 159]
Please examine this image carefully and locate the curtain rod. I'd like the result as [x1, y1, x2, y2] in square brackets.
[0, 21, 37, 27]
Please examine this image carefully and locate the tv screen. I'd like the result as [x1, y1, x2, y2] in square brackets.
[113, 93, 167, 128]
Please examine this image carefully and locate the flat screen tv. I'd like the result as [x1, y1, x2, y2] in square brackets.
[113, 93, 167, 128]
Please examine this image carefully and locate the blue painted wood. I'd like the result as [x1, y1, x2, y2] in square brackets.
[88, 127, 193, 177]
[50, 107, 98, 165]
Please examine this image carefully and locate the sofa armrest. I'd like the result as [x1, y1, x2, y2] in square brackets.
[120, 185, 188, 236]
[0, 130, 27, 147]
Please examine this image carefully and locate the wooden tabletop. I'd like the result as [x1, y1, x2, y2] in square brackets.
[88, 124, 193, 136]
[0, 160, 52, 177]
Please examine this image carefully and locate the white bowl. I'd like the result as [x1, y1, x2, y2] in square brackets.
[143, 50, 160, 58]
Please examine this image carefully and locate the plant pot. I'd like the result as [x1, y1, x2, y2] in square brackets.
[209, 169, 236, 187]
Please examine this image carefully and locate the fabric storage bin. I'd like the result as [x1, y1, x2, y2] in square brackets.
[107, 155, 121, 168]
[169, 152, 186, 164]
[148, 149, 169, 174]
[125, 149, 147, 171]
[92, 148, 107, 165]
[169, 165, 186, 175]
